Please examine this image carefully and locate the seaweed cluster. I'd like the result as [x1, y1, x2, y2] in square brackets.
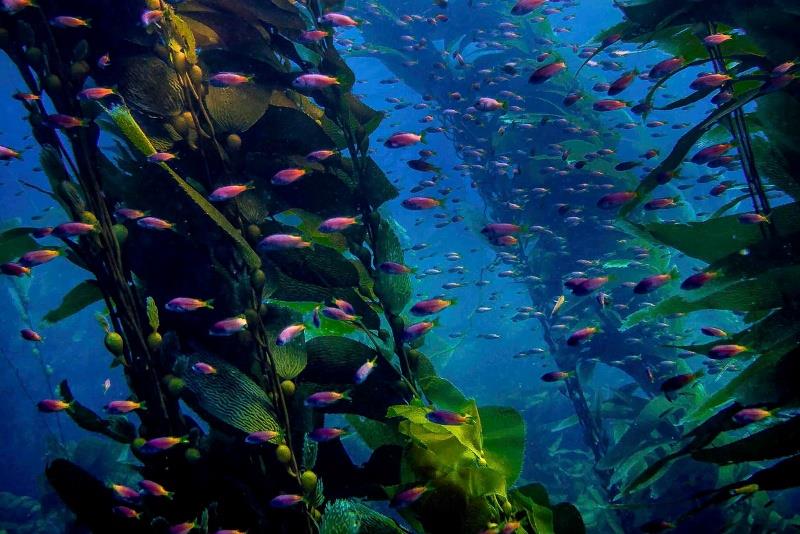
[0, 0, 576, 533]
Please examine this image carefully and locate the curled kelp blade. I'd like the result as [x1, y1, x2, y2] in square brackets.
[178, 353, 280, 435]
[205, 83, 271, 134]
[117, 56, 185, 118]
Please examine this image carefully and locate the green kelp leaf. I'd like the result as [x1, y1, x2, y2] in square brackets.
[373, 219, 411, 314]
[302, 336, 409, 419]
[618, 202, 800, 264]
[165, 11, 197, 64]
[359, 157, 399, 208]
[261, 305, 307, 379]
[692, 415, 800, 465]
[205, 83, 271, 133]
[552, 503, 586, 534]
[598, 394, 683, 471]
[58, 380, 135, 443]
[509, 484, 554, 534]
[0, 225, 38, 264]
[619, 87, 762, 215]
[179, 353, 280, 435]
[622, 264, 800, 329]
[420, 376, 470, 412]
[103, 105, 261, 269]
[118, 56, 185, 118]
[40, 145, 81, 215]
[551, 415, 579, 432]
[388, 401, 483, 460]
[281, 209, 347, 252]
[691, 344, 800, 424]
[265, 240, 360, 289]
[752, 136, 800, 200]
[345, 415, 404, 450]
[479, 406, 524, 486]
[319, 499, 361, 534]
[43, 280, 103, 324]
[146, 296, 159, 332]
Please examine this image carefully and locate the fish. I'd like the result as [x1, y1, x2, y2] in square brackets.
[701, 326, 727, 337]
[258, 234, 312, 250]
[113, 505, 141, 519]
[97, 52, 111, 68]
[732, 408, 772, 425]
[192, 362, 217, 375]
[391, 486, 427, 508]
[410, 298, 453, 316]
[141, 436, 189, 453]
[2, 0, 34, 13]
[103, 378, 111, 394]
[105, 400, 145, 414]
[475, 97, 507, 111]
[0, 145, 21, 160]
[597, 191, 636, 209]
[660, 369, 704, 401]
[209, 184, 253, 201]
[321, 306, 357, 321]
[648, 57, 684, 79]
[691, 143, 733, 164]
[37, 399, 72, 412]
[165, 297, 214, 312]
[402, 197, 441, 210]
[148, 152, 176, 163]
[319, 12, 358, 27]
[707, 344, 747, 359]
[551, 295, 566, 316]
[169, 522, 197, 534]
[738, 213, 769, 224]
[133, 215, 173, 232]
[53, 221, 95, 237]
[111, 483, 140, 501]
[305, 390, 349, 407]
[245, 430, 281, 444]
[318, 216, 358, 233]
[139, 480, 174, 499]
[292, 74, 340, 89]
[19, 328, 42, 342]
[634, 270, 678, 294]
[209, 72, 252, 87]
[78, 87, 115, 100]
[541, 371, 574, 382]
[703, 33, 732, 46]
[208, 317, 248, 336]
[276, 324, 305, 346]
[306, 149, 336, 161]
[510, 0, 545, 15]
[379, 261, 413, 274]
[115, 208, 146, 220]
[140, 9, 163, 26]
[385, 132, 424, 148]
[529, 61, 566, 84]
[593, 99, 627, 111]
[403, 321, 436, 341]
[46, 114, 87, 128]
[426, 410, 473, 425]
[681, 270, 718, 290]
[271, 168, 307, 185]
[566, 326, 598, 346]
[690, 73, 731, 90]
[270, 494, 304, 508]
[50, 16, 91, 28]
[308, 427, 348, 442]
[354, 358, 377, 384]
[608, 70, 637, 96]
[300, 30, 329, 42]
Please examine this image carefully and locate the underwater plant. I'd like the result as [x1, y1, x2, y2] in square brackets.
[0, 0, 580, 533]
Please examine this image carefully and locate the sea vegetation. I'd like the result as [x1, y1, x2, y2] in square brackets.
[353, 0, 800, 530]
[0, 0, 580, 533]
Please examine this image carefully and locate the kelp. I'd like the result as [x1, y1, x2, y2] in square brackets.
[178, 353, 281, 435]
[43, 280, 104, 324]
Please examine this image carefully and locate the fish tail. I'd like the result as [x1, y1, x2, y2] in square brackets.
[668, 266, 680, 279]
[139, 401, 148, 410]
[204, 299, 215, 310]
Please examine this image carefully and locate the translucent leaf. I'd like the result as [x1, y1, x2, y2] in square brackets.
[44, 280, 103, 324]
